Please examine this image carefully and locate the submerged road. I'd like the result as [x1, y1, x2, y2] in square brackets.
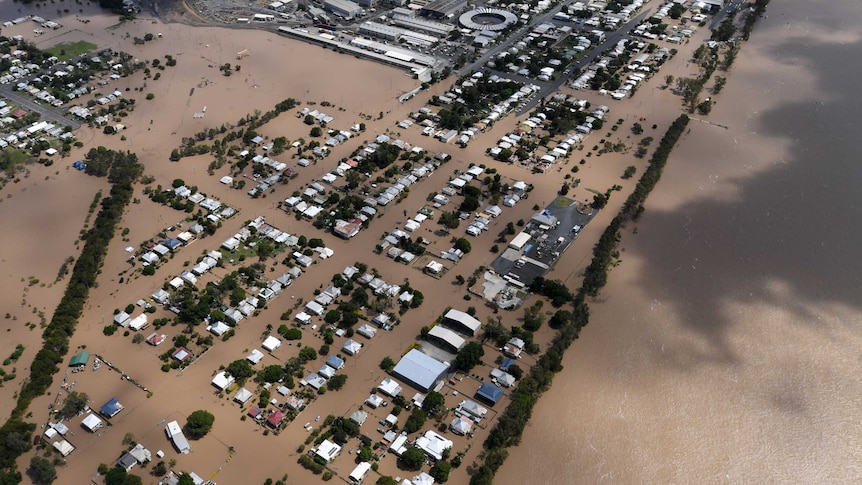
[0, 84, 81, 130]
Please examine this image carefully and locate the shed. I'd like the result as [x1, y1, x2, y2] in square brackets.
[69, 352, 90, 367]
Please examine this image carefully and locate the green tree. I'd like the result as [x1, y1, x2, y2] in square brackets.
[454, 238, 471, 253]
[324, 310, 341, 324]
[549, 310, 573, 329]
[376, 477, 398, 485]
[401, 447, 425, 470]
[455, 342, 484, 372]
[185, 410, 215, 439]
[150, 461, 167, 477]
[27, 456, 56, 485]
[559, 183, 569, 196]
[60, 391, 89, 419]
[260, 365, 284, 383]
[177, 474, 195, 485]
[429, 460, 452, 483]
[422, 391, 445, 415]
[105, 468, 142, 485]
[299, 346, 318, 362]
[358, 446, 372, 461]
[380, 357, 395, 372]
[226, 359, 254, 382]
[403, 407, 426, 434]
[327, 374, 348, 391]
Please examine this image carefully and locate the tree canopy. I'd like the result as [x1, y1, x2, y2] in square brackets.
[422, 391, 445, 415]
[60, 391, 89, 419]
[455, 342, 484, 372]
[105, 468, 142, 485]
[401, 447, 425, 470]
[27, 456, 55, 485]
[185, 410, 215, 439]
[225, 359, 254, 382]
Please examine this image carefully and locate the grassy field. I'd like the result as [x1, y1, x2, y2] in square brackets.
[45, 41, 98, 61]
[0, 149, 32, 176]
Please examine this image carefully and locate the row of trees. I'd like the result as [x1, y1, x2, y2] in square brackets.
[0, 148, 141, 483]
[469, 116, 692, 485]
[581, 115, 689, 296]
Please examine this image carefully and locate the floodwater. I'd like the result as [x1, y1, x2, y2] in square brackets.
[498, 1, 862, 484]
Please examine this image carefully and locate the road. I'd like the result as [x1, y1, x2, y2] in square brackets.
[0, 84, 81, 130]
[455, 3, 654, 117]
[514, 7, 654, 115]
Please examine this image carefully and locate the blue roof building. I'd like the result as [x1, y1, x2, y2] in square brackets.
[164, 238, 182, 250]
[100, 397, 123, 418]
[500, 358, 516, 372]
[476, 382, 504, 405]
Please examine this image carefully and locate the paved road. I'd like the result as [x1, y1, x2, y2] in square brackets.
[0, 84, 81, 130]
[458, 2, 572, 78]
[455, 3, 654, 117]
[514, 7, 654, 115]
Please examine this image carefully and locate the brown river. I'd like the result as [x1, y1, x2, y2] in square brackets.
[498, 1, 862, 483]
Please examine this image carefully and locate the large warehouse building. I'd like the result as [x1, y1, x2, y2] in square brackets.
[323, 0, 363, 20]
[420, 0, 467, 19]
[392, 349, 450, 392]
[442, 308, 482, 336]
[427, 325, 466, 353]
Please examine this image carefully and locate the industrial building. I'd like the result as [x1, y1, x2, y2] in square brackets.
[392, 348, 450, 392]
[392, 14, 454, 36]
[323, 0, 363, 20]
[427, 325, 466, 352]
[359, 21, 403, 41]
[442, 308, 482, 336]
[420, 0, 467, 20]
